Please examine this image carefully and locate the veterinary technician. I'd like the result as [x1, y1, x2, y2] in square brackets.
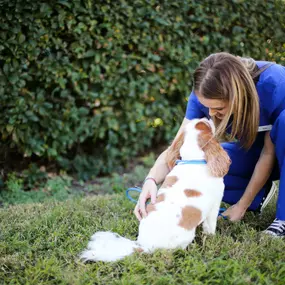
[134, 52, 285, 237]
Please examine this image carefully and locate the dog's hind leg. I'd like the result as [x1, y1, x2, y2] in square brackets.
[202, 201, 221, 235]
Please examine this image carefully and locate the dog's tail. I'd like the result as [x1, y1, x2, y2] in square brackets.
[80, 231, 144, 262]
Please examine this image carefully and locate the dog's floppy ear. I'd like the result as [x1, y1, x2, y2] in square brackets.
[196, 121, 231, 177]
[166, 130, 185, 170]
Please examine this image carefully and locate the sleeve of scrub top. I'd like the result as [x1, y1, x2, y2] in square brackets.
[185, 90, 204, 120]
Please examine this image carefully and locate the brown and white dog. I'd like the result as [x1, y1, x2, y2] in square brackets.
[80, 118, 231, 262]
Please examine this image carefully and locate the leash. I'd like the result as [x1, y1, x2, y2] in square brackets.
[126, 187, 227, 219]
[126, 187, 143, 203]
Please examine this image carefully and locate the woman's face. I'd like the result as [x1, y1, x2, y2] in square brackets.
[196, 93, 230, 120]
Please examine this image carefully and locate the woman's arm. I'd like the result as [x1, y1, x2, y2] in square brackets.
[239, 132, 275, 207]
[134, 118, 190, 220]
[223, 131, 275, 221]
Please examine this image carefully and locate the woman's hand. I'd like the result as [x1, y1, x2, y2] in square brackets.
[221, 202, 248, 221]
[133, 179, 158, 221]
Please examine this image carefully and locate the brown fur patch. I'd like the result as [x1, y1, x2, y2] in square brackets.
[146, 193, 165, 214]
[156, 193, 165, 203]
[134, 247, 144, 253]
[196, 121, 231, 177]
[178, 206, 202, 230]
[184, 189, 202, 197]
[195, 121, 211, 132]
[166, 131, 185, 169]
[161, 176, 178, 188]
[146, 203, 156, 213]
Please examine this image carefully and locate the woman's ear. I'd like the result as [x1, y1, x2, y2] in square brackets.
[166, 130, 185, 170]
[196, 122, 231, 177]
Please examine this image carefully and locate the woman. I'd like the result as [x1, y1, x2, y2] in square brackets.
[134, 52, 285, 237]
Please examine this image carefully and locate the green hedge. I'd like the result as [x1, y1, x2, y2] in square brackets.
[0, 0, 284, 179]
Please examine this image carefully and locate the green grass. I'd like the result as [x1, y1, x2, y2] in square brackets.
[1, 191, 285, 284]
[0, 153, 284, 284]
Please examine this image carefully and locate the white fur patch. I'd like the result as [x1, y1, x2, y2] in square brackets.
[80, 232, 138, 262]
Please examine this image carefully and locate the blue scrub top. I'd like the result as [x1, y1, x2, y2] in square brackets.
[185, 61, 285, 149]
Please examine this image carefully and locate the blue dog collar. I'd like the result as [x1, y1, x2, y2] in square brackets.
[175, 159, 207, 165]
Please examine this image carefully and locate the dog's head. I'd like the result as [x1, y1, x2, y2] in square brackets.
[166, 118, 231, 177]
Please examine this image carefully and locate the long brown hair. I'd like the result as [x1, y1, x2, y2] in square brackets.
[193, 52, 271, 149]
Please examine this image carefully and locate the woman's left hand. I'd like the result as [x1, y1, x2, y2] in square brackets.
[221, 203, 248, 221]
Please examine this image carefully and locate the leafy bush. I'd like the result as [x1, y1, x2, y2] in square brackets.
[0, 0, 284, 179]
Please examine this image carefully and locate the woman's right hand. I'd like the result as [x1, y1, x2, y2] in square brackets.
[133, 179, 158, 221]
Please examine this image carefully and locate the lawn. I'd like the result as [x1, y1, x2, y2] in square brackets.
[1, 183, 285, 284]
